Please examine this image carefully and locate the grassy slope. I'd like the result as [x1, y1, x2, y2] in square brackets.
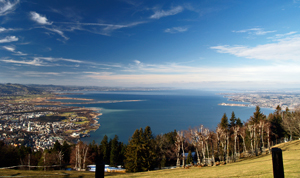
[0, 140, 299, 178]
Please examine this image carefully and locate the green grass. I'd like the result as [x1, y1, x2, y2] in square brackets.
[74, 121, 89, 125]
[60, 112, 75, 117]
[0, 140, 299, 178]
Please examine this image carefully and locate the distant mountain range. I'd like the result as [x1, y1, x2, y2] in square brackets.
[0, 83, 45, 95]
[0, 83, 166, 95]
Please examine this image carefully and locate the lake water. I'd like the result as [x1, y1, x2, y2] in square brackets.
[61, 90, 274, 143]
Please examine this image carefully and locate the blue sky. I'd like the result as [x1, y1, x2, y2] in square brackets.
[1, 0, 300, 89]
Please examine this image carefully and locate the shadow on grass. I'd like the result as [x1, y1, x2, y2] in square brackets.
[10, 173, 21, 176]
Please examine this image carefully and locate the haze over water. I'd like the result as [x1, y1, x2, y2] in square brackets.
[63, 90, 274, 143]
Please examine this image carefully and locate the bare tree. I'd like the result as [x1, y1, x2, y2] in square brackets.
[175, 131, 184, 167]
[233, 125, 240, 161]
[239, 126, 247, 155]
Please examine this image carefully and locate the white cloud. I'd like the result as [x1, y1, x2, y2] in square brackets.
[133, 60, 141, 65]
[0, 36, 18, 43]
[0, 0, 19, 16]
[84, 62, 300, 85]
[268, 31, 297, 40]
[36, 57, 83, 63]
[2, 45, 14, 52]
[56, 21, 146, 36]
[0, 27, 14, 32]
[1, 58, 43, 66]
[150, 6, 183, 19]
[30, 11, 52, 25]
[211, 35, 300, 60]
[44, 27, 69, 40]
[23, 71, 60, 76]
[232, 28, 276, 35]
[164, 27, 188, 33]
[2, 45, 27, 55]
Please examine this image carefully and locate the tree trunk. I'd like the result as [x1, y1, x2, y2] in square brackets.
[267, 127, 270, 154]
[261, 122, 264, 153]
[211, 138, 215, 166]
[83, 146, 88, 171]
[254, 125, 257, 156]
[234, 133, 237, 161]
[226, 132, 229, 163]
[196, 147, 200, 164]
[182, 142, 185, 167]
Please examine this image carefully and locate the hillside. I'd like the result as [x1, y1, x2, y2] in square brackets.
[0, 140, 299, 177]
[115, 140, 300, 178]
[0, 83, 45, 95]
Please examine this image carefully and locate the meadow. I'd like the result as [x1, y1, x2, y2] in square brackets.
[0, 140, 299, 178]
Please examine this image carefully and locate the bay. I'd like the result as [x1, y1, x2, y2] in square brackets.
[61, 90, 274, 143]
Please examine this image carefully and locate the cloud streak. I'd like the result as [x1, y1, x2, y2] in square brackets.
[85, 62, 300, 85]
[0, 58, 43, 66]
[3, 45, 27, 55]
[164, 27, 188, 33]
[0, 27, 19, 33]
[0, 0, 19, 16]
[55, 21, 146, 36]
[232, 28, 276, 35]
[0, 36, 18, 43]
[211, 34, 300, 60]
[150, 6, 183, 19]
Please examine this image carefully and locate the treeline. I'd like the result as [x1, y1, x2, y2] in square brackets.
[0, 105, 299, 172]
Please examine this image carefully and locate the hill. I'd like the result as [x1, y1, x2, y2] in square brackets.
[0, 140, 299, 177]
[0, 83, 45, 95]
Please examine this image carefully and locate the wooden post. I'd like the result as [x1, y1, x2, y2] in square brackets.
[272, 148, 284, 178]
[95, 160, 104, 178]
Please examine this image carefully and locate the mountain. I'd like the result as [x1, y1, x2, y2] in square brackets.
[0, 83, 45, 95]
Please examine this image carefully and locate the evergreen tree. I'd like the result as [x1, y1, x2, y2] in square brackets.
[100, 135, 110, 164]
[61, 141, 71, 164]
[125, 126, 157, 172]
[142, 126, 157, 171]
[268, 105, 286, 138]
[125, 129, 142, 172]
[110, 135, 120, 166]
[250, 106, 266, 124]
[230, 111, 236, 128]
[186, 151, 193, 164]
[220, 113, 229, 130]
[53, 140, 61, 152]
[236, 118, 243, 127]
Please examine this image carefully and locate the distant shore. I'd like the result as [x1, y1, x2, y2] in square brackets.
[218, 103, 250, 107]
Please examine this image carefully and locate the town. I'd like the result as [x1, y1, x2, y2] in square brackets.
[0, 94, 101, 151]
[219, 92, 300, 110]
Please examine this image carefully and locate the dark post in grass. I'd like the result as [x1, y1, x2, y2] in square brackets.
[95, 159, 105, 178]
[272, 147, 284, 178]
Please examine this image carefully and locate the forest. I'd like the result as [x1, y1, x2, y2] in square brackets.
[0, 105, 299, 172]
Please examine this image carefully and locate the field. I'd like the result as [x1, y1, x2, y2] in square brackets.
[0, 140, 299, 178]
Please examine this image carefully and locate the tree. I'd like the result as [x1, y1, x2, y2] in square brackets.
[219, 113, 229, 162]
[230, 111, 236, 128]
[282, 107, 300, 139]
[53, 141, 61, 152]
[125, 129, 142, 172]
[70, 141, 89, 171]
[61, 141, 71, 164]
[186, 151, 193, 164]
[125, 126, 157, 172]
[110, 135, 120, 167]
[100, 135, 110, 165]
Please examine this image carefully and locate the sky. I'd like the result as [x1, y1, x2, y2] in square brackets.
[1, 0, 300, 89]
